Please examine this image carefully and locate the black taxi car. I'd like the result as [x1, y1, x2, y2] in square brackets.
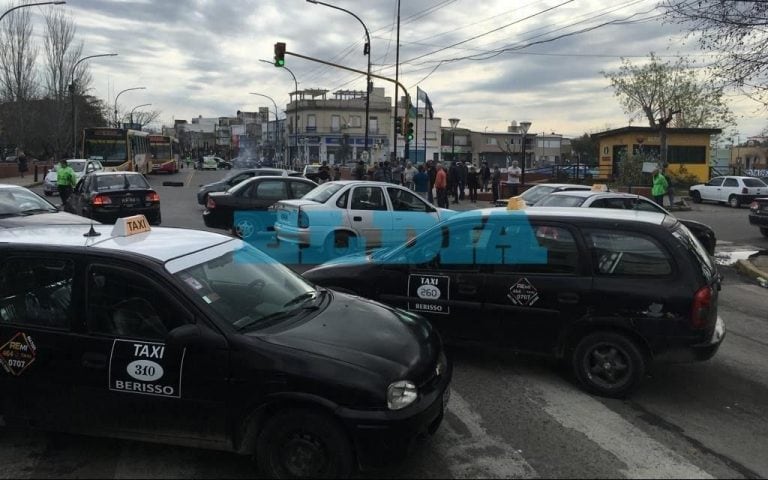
[303, 207, 725, 398]
[0, 216, 451, 478]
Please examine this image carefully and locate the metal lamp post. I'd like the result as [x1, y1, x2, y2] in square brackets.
[114, 87, 146, 127]
[259, 59, 298, 169]
[449, 118, 460, 162]
[519, 121, 531, 186]
[129, 103, 151, 128]
[250, 92, 280, 165]
[306, 0, 371, 158]
[70, 53, 117, 157]
[0, 1, 65, 22]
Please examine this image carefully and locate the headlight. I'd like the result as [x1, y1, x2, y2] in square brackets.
[387, 380, 418, 411]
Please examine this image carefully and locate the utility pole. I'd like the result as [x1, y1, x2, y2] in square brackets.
[393, 0, 401, 165]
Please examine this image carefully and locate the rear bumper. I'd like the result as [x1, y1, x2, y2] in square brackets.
[654, 316, 726, 363]
[748, 213, 768, 227]
[91, 205, 161, 224]
[274, 225, 312, 247]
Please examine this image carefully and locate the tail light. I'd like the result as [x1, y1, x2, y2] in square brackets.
[298, 208, 309, 228]
[742, 187, 749, 194]
[145, 191, 160, 202]
[206, 196, 216, 209]
[92, 194, 111, 206]
[691, 285, 712, 329]
[750, 201, 759, 211]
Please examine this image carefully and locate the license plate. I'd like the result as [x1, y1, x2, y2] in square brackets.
[121, 197, 138, 205]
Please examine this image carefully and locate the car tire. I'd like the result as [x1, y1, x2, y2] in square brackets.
[760, 227, 768, 238]
[571, 331, 645, 398]
[690, 190, 702, 203]
[256, 409, 353, 479]
[728, 195, 740, 208]
[324, 232, 357, 258]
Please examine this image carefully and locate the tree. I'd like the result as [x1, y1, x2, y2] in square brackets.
[569, 133, 599, 164]
[661, 0, 768, 106]
[603, 53, 734, 129]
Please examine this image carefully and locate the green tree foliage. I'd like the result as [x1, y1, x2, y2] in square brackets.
[615, 149, 646, 188]
[602, 53, 734, 129]
[570, 133, 599, 164]
[661, 0, 768, 107]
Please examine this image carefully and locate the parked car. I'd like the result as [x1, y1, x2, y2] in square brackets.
[557, 165, 600, 179]
[534, 190, 718, 255]
[303, 207, 725, 397]
[0, 217, 451, 478]
[303, 163, 322, 182]
[0, 184, 95, 227]
[274, 181, 455, 257]
[43, 159, 104, 196]
[203, 175, 317, 238]
[494, 183, 593, 207]
[68, 171, 161, 225]
[748, 197, 768, 237]
[195, 156, 231, 171]
[689, 176, 768, 208]
[231, 156, 260, 169]
[196, 168, 302, 205]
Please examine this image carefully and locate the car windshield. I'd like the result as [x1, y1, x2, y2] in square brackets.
[95, 174, 150, 191]
[68, 162, 86, 172]
[521, 185, 557, 204]
[305, 165, 321, 173]
[303, 182, 344, 203]
[535, 194, 586, 207]
[172, 241, 318, 332]
[0, 188, 56, 216]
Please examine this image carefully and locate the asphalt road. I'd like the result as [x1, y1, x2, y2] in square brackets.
[9, 170, 767, 478]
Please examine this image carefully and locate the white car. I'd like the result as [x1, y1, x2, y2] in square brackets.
[274, 181, 455, 256]
[689, 176, 767, 208]
[43, 159, 104, 196]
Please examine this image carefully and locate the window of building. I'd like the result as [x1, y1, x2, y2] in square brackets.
[369, 116, 378, 132]
[331, 115, 340, 132]
[351, 116, 361, 128]
[307, 114, 317, 132]
[667, 146, 706, 164]
[486, 138, 498, 145]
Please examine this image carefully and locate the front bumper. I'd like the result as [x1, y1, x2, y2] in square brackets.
[337, 364, 452, 470]
[748, 213, 768, 227]
[44, 182, 58, 194]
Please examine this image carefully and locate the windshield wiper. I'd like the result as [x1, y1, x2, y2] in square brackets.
[235, 302, 321, 332]
[282, 290, 320, 308]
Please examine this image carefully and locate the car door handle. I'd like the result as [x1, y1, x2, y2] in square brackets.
[353, 216, 362, 222]
[558, 292, 580, 304]
[81, 353, 107, 370]
[458, 284, 477, 295]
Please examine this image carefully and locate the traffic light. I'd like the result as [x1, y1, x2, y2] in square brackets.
[406, 121, 414, 141]
[395, 116, 403, 135]
[274, 42, 286, 67]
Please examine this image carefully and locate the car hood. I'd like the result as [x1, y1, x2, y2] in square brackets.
[254, 291, 438, 380]
[0, 211, 95, 227]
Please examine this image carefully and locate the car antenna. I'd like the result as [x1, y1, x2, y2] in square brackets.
[83, 220, 101, 237]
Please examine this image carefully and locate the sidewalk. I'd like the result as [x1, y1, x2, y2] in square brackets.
[0, 175, 43, 188]
[735, 251, 768, 287]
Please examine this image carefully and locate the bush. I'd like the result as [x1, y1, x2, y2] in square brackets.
[666, 164, 699, 190]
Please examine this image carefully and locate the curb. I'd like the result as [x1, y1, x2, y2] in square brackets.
[734, 258, 768, 285]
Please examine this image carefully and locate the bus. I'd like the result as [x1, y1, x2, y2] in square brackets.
[81, 128, 151, 173]
[148, 135, 180, 173]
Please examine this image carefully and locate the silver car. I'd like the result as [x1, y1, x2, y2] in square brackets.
[43, 159, 104, 196]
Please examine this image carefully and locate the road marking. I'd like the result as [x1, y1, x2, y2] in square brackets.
[184, 167, 195, 187]
[438, 390, 538, 478]
[532, 376, 714, 479]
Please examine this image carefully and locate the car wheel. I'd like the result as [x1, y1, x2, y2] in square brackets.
[324, 232, 357, 258]
[690, 191, 702, 203]
[256, 409, 353, 479]
[728, 195, 740, 208]
[760, 227, 768, 238]
[571, 331, 645, 398]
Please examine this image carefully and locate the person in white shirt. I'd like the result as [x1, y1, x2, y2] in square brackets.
[403, 162, 417, 190]
[507, 161, 522, 196]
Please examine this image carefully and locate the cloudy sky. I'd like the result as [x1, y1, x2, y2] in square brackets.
[18, 0, 767, 139]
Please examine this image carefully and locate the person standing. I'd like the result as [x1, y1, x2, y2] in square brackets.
[458, 162, 468, 200]
[413, 165, 429, 200]
[651, 168, 669, 206]
[373, 162, 386, 182]
[664, 169, 675, 206]
[403, 162, 417, 190]
[333, 164, 341, 181]
[56, 158, 77, 210]
[16, 150, 28, 179]
[481, 162, 491, 192]
[507, 160, 522, 197]
[491, 164, 502, 204]
[427, 161, 437, 204]
[354, 160, 366, 180]
[434, 163, 448, 208]
[467, 165, 479, 203]
[448, 161, 460, 204]
[318, 162, 330, 184]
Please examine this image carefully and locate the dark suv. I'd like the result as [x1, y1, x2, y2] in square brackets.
[303, 207, 725, 397]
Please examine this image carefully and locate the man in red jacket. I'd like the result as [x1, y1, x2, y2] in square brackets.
[434, 163, 448, 208]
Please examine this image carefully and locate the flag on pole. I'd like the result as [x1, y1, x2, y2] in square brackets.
[417, 86, 434, 119]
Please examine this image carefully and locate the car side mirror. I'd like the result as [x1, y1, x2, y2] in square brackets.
[166, 323, 201, 346]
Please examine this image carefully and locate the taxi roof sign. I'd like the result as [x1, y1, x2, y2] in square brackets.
[111, 215, 151, 237]
[507, 196, 526, 210]
[591, 184, 609, 192]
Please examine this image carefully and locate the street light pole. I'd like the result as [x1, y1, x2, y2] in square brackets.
[70, 53, 117, 156]
[259, 59, 298, 169]
[114, 87, 146, 127]
[306, 0, 371, 158]
[449, 118, 460, 163]
[519, 121, 532, 186]
[250, 92, 280, 165]
[129, 103, 151, 128]
[0, 1, 65, 23]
